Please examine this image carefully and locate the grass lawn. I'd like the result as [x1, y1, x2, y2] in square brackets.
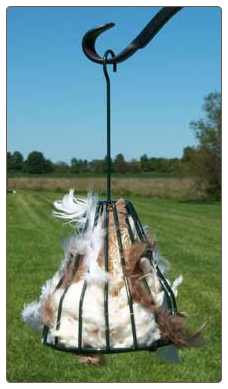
[7, 191, 221, 382]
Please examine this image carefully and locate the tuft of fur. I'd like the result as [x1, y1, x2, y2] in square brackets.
[129, 275, 155, 308]
[128, 275, 204, 348]
[125, 242, 148, 276]
[154, 309, 205, 348]
[78, 353, 103, 366]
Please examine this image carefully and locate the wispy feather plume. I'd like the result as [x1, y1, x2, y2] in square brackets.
[55, 190, 108, 284]
[153, 248, 170, 274]
[53, 189, 98, 228]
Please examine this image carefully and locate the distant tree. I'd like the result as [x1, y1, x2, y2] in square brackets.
[140, 154, 150, 172]
[8, 151, 24, 171]
[169, 158, 183, 174]
[102, 156, 113, 174]
[43, 158, 54, 173]
[150, 157, 170, 173]
[89, 159, 102, 174]
[7, 152, 13, 171]
[25, 151, 53, 174]
[182, 147, 195, 163]
[88, 157, 113, 174]
[127, 159, 141, 173]
[149, 157, 159, 172]
[71, 158, 80, 174]
[113, 153, 127, 173]
[71, 158, 88, 174]
[54, 161, 71, 174]
[190, 92, 221, 199]
[181, 147, 197, 173]
[79, 159, 89, 173]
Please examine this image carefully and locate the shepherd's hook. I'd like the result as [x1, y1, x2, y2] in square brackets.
[82, 7, 183, 65]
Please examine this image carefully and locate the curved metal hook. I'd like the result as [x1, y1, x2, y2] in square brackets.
[82, 7, 183, 65]
[103, 49, 117, 80]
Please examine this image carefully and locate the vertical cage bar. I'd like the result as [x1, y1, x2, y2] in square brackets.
[104, 202, 110, 349]
[42, 325, 49, 344]
[49, 218, 91, 346]
[106, 68, 111, 202]
[126, 201, 177, 315]
[54, 253, 82, 346]
[154, 262, 177, 314]
[126, 201, 145, 241]
[78, 281, 87, 349]
[112, 203, 138, 349]
[55, 285, 71, 346]
[125, 213, 135, 244]
[78, 202, 101, 349]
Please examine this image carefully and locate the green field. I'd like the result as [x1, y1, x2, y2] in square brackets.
[8, 175, 201, 200]
[7, 191, 221, 382]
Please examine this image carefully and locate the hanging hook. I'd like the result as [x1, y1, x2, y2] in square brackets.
[82, 7, 183, 65]
[103, 49, 117, 79]
[103, 50, 117, 202]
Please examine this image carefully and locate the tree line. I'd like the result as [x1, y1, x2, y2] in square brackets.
[7, 150, 187, 175]
[7, 92, 221, 199]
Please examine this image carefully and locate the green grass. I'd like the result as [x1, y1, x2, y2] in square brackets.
[7, 191, 221, 382]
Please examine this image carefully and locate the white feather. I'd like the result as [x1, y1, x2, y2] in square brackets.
[55, 190, 108, 284]
[53, 190, 98, 229]
[22, 271, 62, 332]
[74, 200, 108, 284]
[153, 248, 170, 274]
[22, 301, 43, 332]
[172, 275, 183, 298]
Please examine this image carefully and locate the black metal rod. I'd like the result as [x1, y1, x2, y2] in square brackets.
[55, 285, 71, 346]
[125, 201, 145, 241]
[78, 281, 87, 349]
[125, 213, 135, 244]
[44, 341, 160, 354]
[126, 200, 177, 314]
[103, 50, 117, 201]
[104, 203, 110, 349]
[54, 253, 82, 346]
[78, 202, 101, 349]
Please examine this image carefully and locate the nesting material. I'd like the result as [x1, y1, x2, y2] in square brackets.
[23, 190, 203, 352]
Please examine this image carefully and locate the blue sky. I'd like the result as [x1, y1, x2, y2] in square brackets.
[7, 6, 221, 163]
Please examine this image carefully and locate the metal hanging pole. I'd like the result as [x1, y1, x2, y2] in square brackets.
[103, 50, 117, 201]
